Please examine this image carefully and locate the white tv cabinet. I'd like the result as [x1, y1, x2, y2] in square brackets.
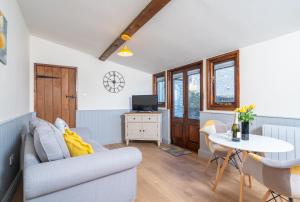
[124, 112, 162, 146]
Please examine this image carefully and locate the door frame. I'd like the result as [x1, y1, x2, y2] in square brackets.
[167, 60, 204, 149]
[34, 63, 78, 124]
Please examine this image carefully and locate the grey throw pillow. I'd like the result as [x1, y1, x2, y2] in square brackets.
[54, 117, 70, 133]
[29, 118, 48, 136]
[34, 122, 70, 162]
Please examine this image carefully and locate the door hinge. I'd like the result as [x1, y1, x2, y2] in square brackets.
[36, 75, 60, 79]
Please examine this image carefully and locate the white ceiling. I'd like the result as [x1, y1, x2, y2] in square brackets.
[18, 0, 300, 73]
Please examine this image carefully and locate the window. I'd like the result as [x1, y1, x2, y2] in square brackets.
[188, 69, 201, 119]
[207, 50, 240, 110]
[153, 72, 166, 107]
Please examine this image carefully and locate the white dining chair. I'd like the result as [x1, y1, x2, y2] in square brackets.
[240, 153, 300, 202]
[200, 120, 243, 190]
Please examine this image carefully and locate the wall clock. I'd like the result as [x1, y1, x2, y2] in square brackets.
[103, 71, 125, 93]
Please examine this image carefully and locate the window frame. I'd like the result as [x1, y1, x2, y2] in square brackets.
[153, 71, 166, 108]
[206, 50, 240, 111]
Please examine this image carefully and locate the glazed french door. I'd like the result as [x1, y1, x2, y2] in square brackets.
[170, 62, 203, 151]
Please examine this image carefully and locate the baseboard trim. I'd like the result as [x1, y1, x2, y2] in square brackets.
[1, 170, 21, 202]
[162, 138, 171, 144]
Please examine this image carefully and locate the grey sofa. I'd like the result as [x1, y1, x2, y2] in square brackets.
[23, 127, 142, 202]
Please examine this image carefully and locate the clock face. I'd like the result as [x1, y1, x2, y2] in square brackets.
[103, 71, 125, 93]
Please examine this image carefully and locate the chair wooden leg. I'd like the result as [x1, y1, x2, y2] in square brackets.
[214, 159, 221, 181]
[248, 175, 252, 188]
[212, 149, 233, 192]
[239, 173, 245, 202]
[261, 190, 271, 202]
[205, 154, 214, 173]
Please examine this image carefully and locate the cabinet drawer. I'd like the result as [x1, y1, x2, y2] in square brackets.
[142, 115, 158, 122]
[126, 115, 142, 122]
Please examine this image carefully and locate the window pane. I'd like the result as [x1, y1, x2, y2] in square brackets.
[188, 69, 200, 120]
[173, 73, 184, 118]
[214, 60, 235, 103]
[156, 77, 165, 103]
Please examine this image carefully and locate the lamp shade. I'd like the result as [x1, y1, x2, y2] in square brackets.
[117, 45, 133, 57]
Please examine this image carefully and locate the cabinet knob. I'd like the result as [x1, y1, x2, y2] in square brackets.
[148, 118, 151, 120]
[133, 118, 136, 120]
[143, 130, 145, 132]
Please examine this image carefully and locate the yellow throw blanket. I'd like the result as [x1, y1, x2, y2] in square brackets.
[64, 128, 94, 157]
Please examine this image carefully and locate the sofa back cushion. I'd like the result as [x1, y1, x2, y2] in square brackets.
[34, 122, 70, 162]
[24, 134, 40, 168]
[29, 118, 48, 136]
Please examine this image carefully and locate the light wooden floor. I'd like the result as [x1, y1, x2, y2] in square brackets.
[109, 143, 266, 202]
[13, 142, 290, 202]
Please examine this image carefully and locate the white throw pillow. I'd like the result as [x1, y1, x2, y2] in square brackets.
[54, 117, 70, 133]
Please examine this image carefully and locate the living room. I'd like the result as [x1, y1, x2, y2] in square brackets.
[1, 0, 300, 202]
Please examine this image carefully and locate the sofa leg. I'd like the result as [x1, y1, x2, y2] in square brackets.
[126, 139, 129, 146]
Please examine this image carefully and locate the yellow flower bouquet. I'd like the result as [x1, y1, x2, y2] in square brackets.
[235, 104, 256, 123]
[235, 104, 256, 140]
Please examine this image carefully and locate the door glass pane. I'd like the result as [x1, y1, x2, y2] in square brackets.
[214, 60, 235, 103]
[173, 73, 184, 118]
[157, 76, 165, 103]
[188, 69, 200, 120]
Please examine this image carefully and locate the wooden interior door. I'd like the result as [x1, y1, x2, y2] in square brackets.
[34, 64, 77, 127]
[170, 62, 203, 151]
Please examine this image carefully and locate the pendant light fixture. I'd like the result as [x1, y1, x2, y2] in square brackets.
[117, 34, 133, 57]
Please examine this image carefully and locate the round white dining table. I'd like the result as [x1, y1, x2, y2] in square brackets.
[207, 133, 294, 194]
[209, 133, 294, 153]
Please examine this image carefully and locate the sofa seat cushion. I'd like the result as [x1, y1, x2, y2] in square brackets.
[34, 123, 70, 162]
[85, 138, 108, 153]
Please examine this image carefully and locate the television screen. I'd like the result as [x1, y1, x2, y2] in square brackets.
[132, 95, 158, 111]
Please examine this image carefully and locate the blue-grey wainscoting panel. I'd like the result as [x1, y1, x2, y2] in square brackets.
[159, 109, 171, 144]
[76, 110, 130, 145]
[199, 111, 300, 158]
[0, 113, 34, 201]
[77, 109, 170, 145]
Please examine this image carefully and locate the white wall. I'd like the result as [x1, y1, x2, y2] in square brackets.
[30, 36, 152, 111]
[0, 0, 30, 122]
[239, 30, 300, 119]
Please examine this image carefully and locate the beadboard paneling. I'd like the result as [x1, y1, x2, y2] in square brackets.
[0, 113, 34, 201]
[159, 109, 171, 144]
[76, 110, 129, 145]
[76, 109, 170, 145]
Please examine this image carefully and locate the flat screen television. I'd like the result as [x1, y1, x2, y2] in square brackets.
[132, 95, 158, 112]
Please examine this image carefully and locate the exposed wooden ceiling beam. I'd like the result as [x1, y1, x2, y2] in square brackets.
[99, 0, 171, 61]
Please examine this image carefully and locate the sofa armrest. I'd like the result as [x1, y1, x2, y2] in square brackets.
[24, 147, 142, 200]
[70, 127, 92, 140]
